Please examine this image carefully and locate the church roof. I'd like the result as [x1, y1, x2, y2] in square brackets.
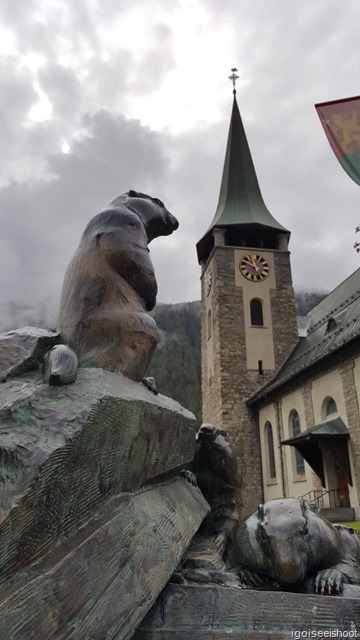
[209, 96, 288, 232]
[196, 93, 288, 263]
[281, 416, 349, 443]
[281, 417, 352, 487]
[248, 267, 360, 405]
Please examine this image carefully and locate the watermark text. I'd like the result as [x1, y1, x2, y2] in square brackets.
[291, 631, 358, 639]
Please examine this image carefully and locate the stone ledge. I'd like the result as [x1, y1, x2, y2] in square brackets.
[133, 583, 360, 639]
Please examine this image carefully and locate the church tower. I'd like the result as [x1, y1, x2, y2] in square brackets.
[196, 72, 299, 517]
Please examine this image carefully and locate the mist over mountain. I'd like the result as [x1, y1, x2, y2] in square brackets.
[295, 290, 327, 316]
[0, 296, 59, 333]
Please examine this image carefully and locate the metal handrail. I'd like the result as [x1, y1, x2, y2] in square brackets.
[301, 489, 342, 509]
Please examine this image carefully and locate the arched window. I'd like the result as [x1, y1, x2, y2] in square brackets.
[326, 397, 337, 417]
[289, 410, 305, 476]
[207, 309, 212, 339]
[250, 299, 264, 326]
[265, 421, 276, 480]
[321, 396, 338, 420]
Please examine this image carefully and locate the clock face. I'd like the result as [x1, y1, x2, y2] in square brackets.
[240, 253, 269, 281]
[204, 269, 212, 296]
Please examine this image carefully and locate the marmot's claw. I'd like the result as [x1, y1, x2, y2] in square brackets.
[180, 470, 198, 487]
[237, 568, 267, 589]
[141, 377, 158, 394]
[315, 569, 343, 595]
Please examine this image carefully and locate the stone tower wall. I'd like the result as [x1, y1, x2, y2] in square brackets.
[201, 245, 298, 519]
[271, 251, 299, 368]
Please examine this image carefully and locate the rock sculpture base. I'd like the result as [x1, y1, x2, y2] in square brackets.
[0, 366, 209, 639]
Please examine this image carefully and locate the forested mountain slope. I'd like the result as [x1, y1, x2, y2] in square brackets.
[148, 301, 201, 420]
[148, 291, 326, 421]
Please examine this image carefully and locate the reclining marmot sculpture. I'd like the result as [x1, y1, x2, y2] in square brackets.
[234, 497, 360, 594]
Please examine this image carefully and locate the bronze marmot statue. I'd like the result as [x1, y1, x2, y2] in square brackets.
[234, 497, 360, 594]
[58, 190, 178, 380]
[191, 424, 241, 560]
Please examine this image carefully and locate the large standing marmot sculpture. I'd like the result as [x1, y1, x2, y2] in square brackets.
[59, 190, 178, 380]
[191, 424, 241, 560]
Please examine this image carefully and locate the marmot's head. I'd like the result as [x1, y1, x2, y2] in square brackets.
[195, 424, 239, 483]
[108, 190, 179, 242]
[195, 423, 228, 447]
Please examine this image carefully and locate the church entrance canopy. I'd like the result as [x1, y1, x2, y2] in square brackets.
[281, 417, 352, 488]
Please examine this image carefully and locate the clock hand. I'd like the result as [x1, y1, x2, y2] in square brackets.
[248, 254, 260, 269]
[251, 258, 260, 272]
[242, 258, 257, 268]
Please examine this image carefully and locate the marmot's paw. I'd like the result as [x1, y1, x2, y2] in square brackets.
[214, 532, 227, 557]
[43, 344, 78, 386]
[315, 568, 343, 595]
[237, 568, 268, 589]
[180, 470, 198, 487]
[141, 377, 158, 394]
[170, 571, 187, 585]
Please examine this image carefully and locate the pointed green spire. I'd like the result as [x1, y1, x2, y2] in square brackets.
[210, 94, 288, 231]
[197, 82, 289, 264]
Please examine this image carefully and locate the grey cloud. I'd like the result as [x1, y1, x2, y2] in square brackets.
[97, 0, 179, 16]
[0, 0, 35, 28]
[0, 59, 43, 183]
[47, 109, 169, 204]
[0, 59, 35, 117]
[1, 0, 360, 314]
[38, 63, 83, 120]
[0, 109, 170, 307]
[129, 23, 175, 96]
[0, 0, 99, 56]
[89, 50, 132, 108]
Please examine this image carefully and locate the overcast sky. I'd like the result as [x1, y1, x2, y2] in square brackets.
[1, 0, 360, 326]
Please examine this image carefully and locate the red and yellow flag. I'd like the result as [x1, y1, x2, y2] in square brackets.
[315, 96, 360, 186]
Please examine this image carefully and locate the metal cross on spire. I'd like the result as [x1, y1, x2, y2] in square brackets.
[228, 68, 239, 94]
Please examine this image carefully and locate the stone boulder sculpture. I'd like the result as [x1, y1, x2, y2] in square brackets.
[0, 356, 209, 639]
[58, 189, 178, 381]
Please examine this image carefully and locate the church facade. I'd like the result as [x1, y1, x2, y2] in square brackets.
[196, 87, 360, 521]
[249, 270, 360, 521]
